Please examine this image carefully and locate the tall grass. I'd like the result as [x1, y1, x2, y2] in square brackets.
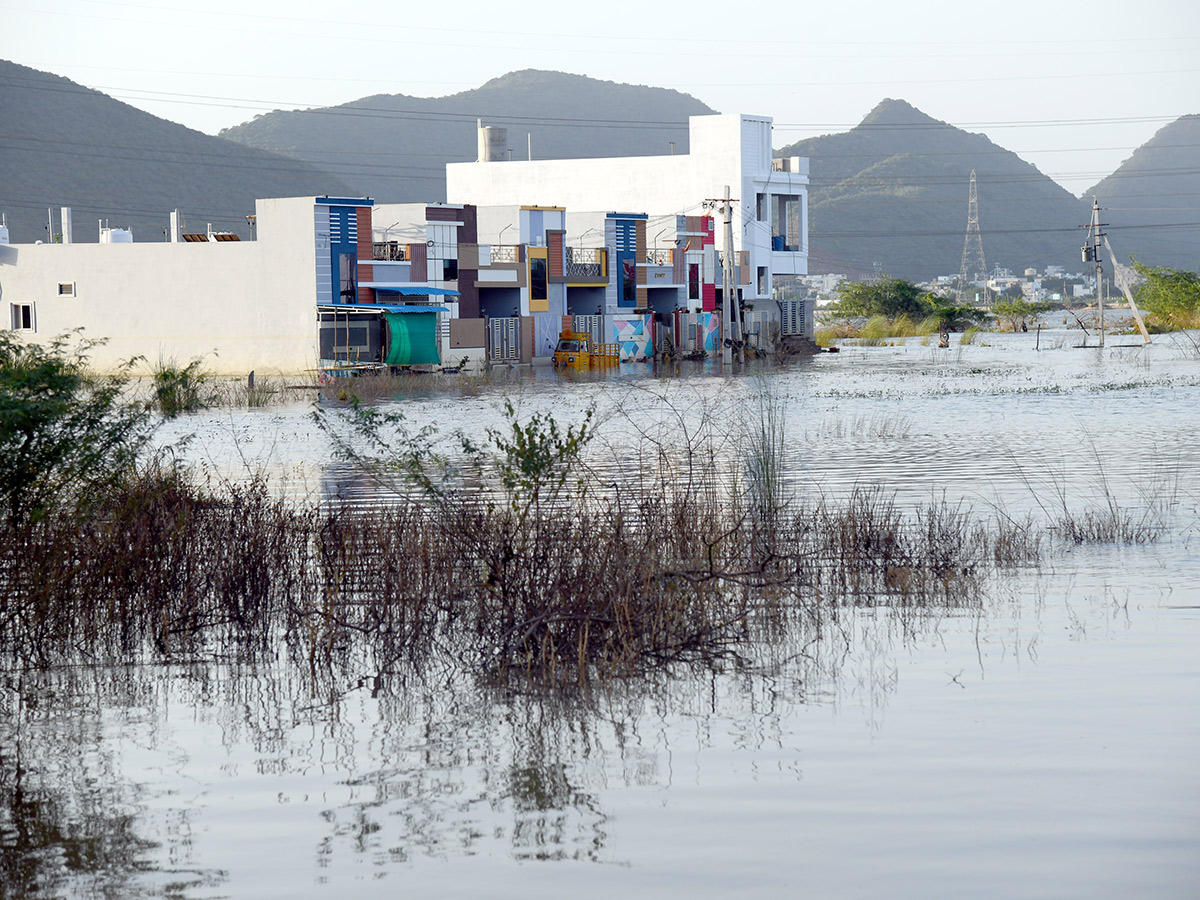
[743, 381, 787, 526]
[817, 315, 929, 346]
[1009, 444, 1174, 546]
[148, 357, 213, 417]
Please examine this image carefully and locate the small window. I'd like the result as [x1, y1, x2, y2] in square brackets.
[10, 303, 34, 332]
[758, 266, 768, 294]
[338, 252, 357, 302]
[58, 282, 76, 297]
[688, 263, 700, 301]
[443, 258, 459, 280]
[756, 193, 766, 222]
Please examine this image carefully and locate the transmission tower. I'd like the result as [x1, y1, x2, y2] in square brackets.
[957, 170, 989, 302]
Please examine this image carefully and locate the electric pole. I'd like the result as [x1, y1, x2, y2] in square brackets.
[704, 186, 740, 367]
[1081, 197, 1107, 349]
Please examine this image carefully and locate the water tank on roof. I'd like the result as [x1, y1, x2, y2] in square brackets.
[478, 123, 508, 162]
[100, 227, 133, 244]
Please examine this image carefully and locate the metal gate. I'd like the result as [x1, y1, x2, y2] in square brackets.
[778, 300, 806, 336]
[572, 314, 603, 345]
[534, 314, 561, 358]
[488, 317, 520, 362]
[744, 309, 769, 350]
[674, 312, 695, 351]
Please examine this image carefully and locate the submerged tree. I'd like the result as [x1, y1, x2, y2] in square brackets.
[924, 295, 990, 333]
[992, 298, 1051, 332]
[1131, 261, 1200, 330]
[834, 277, 933, 320]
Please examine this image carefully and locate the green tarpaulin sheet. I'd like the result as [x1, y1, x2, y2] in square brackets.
[382, 311, 440, 366]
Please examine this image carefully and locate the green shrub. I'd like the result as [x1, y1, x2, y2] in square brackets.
[150, 357, 213, 417]
[1131, 260, 1200, 330]
[0, 333, 155, 527]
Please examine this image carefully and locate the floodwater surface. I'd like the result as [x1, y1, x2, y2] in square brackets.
[5, 329, 1199, 898]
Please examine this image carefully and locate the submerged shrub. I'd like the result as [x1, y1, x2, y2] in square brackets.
[149, 356, 213, 416]
[1053, 506, 1162, 545]
[0, 332, 154, 527]
[1131, 260, 1200, 331]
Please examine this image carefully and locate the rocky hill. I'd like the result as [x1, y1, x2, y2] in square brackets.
[0, 60, 354, 243]
[777, 100, 1087, 280]
[1084, 114, 1200, 271]
[218, 70, 715, 202]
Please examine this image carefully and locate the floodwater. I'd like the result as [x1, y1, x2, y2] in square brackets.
[6, 329, 1200, 898]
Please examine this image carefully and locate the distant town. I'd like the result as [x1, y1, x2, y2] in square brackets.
[802, 266, 1106, 309]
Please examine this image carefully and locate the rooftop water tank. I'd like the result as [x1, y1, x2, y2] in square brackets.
[478, 125, 508, 162]
[100, 227, 133, 244]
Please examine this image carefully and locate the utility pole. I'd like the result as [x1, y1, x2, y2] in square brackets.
[726, 185, 744, 365]
[1081, 197, 1107, 348]
[704, 186, 740, 367]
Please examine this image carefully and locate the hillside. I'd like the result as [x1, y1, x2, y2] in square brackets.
[778, 100, 1086, 280]
[1085, 115, 1200, 271]
[218, 70, 715, 202]
[0, 60, 354, 243]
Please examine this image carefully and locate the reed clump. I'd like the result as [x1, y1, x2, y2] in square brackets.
[0, 466, 1043, 684]
[1053, 506, 1162, 545]
[148, 356, 215, 416]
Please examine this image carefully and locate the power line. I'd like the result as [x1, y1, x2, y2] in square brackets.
[4, 71, 1193, 137]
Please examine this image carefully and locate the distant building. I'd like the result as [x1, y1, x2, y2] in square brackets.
[447, 113, 812, 340]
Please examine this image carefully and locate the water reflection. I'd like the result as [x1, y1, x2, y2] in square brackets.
[1, 668, 226, 898]
[1, 584, 999, 897]
[6, 548, 1198, 898]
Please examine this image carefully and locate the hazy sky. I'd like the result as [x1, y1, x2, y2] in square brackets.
[5, 0, 1198, 196]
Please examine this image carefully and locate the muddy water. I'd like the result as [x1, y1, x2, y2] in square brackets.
[6, 330, 1200, 898]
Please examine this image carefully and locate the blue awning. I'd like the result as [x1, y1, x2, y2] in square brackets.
[360, 284, 461, 296]
[318, 304, 448, 314]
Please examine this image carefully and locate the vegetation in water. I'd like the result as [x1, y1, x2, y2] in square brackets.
[0, 336, 1178, 691]
[823, 279, 990, 346]
[992, 297, 1051, 332]
[148, 356, 214, 416]
[921, 297, 990, 334]
[1131, 260, 1200, 332]
[0, 331, 154, 527]
[834, 277, 932, 320]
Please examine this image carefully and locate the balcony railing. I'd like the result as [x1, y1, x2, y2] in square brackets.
[565, 247, 606, 280]
[645, 248, 673, 266]
[373, 242, 409, 261]
[487, 244, 519, 264]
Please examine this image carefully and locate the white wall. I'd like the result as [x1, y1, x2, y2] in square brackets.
[0, 196, 320, 375]
[371, 202, 429, 243]
[475, 206, 523, 245]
